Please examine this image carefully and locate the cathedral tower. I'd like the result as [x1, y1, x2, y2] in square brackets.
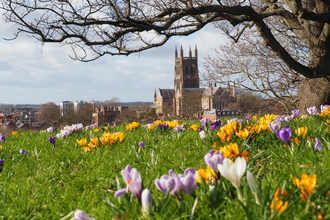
[174, 45, 199, 91]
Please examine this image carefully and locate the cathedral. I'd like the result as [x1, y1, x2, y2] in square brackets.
[154, 46, 236, 118]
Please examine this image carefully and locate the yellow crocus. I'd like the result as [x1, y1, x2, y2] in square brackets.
[236, 128, 250, 140]
[293, 173, 317, 202]
[126, 122, 139, 130]
[295, 127, 308, 139]
[88, 137, 99, 148]
[196, 166, 218, 184]
[190, 124, 200, 131]
[76, 138, 88, 146]
[220, 143, 240, 159]
[270, 188, 289, 215]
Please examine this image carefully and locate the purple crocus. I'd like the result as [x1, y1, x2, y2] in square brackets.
[291, 109, 300, 118]
[268, 120, 281, 133]
[157, 123, 168, 130]
[0, 159, 3, 172]
[48, 136, 56, 147]
[139, 141, 145, 149]
[115, 165, 142, 203]
[204, 150, 225, 175]
[178, 168, 197, 196]
[276, 126, 292, 145]
[200, 117, 210, 127]
[210, 120, 221, 130]
[314, 138, 323, 152]
[0, 135, 6, 142]
[307, 106, 318, 115]
[173, 124, 186, 132]
[19, 149, 26, 155]
[155, 170, 181, 196]
[321, 105, 330, 112]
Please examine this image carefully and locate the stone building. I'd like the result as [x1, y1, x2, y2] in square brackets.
[91, 106, 128, 126]
[154, 46, 236, 118]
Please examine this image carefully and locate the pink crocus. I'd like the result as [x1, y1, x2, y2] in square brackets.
[115, 165, 142, 203]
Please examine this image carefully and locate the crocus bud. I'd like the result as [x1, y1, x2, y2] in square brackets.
[141, 188, 153, 215]
[247, 170, 261, 205]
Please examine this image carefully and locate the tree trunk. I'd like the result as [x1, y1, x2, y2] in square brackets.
[298, 77, 330, 113]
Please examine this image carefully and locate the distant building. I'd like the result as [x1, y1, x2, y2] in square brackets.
[154, 46, 236, 118]
[60, 101, 73, 116]
[73, 100, 85, 113]
[91, 106, 128, 126]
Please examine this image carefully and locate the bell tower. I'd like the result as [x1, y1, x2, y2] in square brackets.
[174, 45, 199, 91]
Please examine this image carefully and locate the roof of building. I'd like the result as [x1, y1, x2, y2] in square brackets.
[159, 89, 175, 99]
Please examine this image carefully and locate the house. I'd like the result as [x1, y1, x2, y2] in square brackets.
[0, 121, 16, 133]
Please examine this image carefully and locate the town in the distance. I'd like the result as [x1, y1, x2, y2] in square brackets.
[0, 46, 287, 133]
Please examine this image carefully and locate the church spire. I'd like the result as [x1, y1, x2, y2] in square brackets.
[189, 46, 192, 57]
[175, 46, 178, 58]
[180, 45, 183, 57]
[194, 45, 198, 58]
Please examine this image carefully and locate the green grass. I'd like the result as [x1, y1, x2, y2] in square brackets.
[0, 114, 329, 219]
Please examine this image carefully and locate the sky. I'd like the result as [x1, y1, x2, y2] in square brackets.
[0, 14, 229, 105]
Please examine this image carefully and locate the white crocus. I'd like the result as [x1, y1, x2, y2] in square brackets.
[218, 157, 246, 202]
[199, 130, 207, 140]
[141, 188, 153, 215]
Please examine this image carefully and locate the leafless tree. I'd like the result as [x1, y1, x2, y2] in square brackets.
[104, 97, 121, 107]
[37, 102, 60, 124]
[202, 33, 303, 113]
[1, 0, 330, 111]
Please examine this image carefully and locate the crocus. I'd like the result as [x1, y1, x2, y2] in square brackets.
[307, 106, 318, 115]
[0, 159, 4, 172]
[270, 188, 289, 215]
[48, 136, 56, 147]
[247, 170, 261, 205]
[210, 120, 221, 130]
[141, 188, 153, 215]
[291, 109, 300, 118]
[321, 105, 330, 112]
[276, 126, 292, 145]
[70, 210, 95, 220]
[139, 141, 145, 149]
[293, 173, 317, 202]
[178, 168, 197, 196]
[268, 120, 281, 133]
[218, 157, 246, 201]
[314, 138, 323, 152]
[115, 165, 142, 202]
[0, 135, 6, 142]
[155, 170, 181, 196]
[204, 150, 224, 175]
[19, 149, 26, 155]
[173, 124, 186, 132]
[199, 130, 207, 140]
[157, 123, 168, 130]
[200, 117, 210, 127]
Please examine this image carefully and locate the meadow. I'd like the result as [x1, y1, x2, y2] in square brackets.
[0, 106, 330, 220]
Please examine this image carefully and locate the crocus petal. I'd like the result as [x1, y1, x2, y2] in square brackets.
[114, 188, 127, 198]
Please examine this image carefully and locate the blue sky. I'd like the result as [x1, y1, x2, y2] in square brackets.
[0, 17, 229, 105]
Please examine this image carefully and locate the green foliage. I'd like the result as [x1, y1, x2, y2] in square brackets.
[0, 113, 329, 219]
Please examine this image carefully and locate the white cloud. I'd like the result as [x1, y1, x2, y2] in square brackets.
[0, 13, 228, 105]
